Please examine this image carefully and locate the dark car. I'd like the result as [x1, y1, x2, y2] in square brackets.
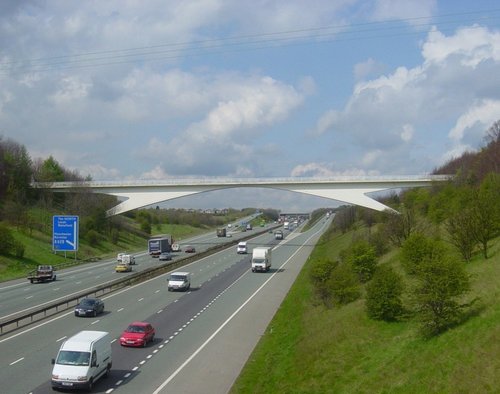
[185, 245, 196, 253]
[74, 297, 104, 317]
[159, 252, 172, 261]
[120, 321, 155, 347]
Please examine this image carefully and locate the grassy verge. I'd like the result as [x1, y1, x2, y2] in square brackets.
[231, 226, 500, 393]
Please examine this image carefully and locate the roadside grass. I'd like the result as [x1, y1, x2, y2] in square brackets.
[231, 226, 500, 393]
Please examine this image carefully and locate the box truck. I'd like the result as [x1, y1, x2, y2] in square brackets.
[251, 247, 272, 272]
[148, 236, 172, 257]
[216, 228, 226, 237]
[51, 330, 112, 391]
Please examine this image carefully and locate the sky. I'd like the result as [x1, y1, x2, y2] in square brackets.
[1, 0, 500, 212]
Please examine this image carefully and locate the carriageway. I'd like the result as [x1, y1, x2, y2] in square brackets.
[32, 175, 450, 217]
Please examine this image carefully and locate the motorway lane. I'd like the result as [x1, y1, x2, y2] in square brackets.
[0, 220, 259, 322]
[88, 218, 328, 394]
[0, 227, 278, 393]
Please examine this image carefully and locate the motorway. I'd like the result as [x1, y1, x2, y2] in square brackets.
[0, 215, 331, 394]
[0, 216, 257, 322]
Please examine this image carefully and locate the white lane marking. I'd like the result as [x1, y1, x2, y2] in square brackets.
[106, 389, 114, 393]
[111, 339, 117, 344]
[132, 366, 139, 371]
[56, 336, 67, 342]
[91, 320, 100, 325]
[140, 360, 146, 365]
[138, 298, 144, 302]
[116, 380, 123, 385]
[124, 373, 131, 378]
[147, 355, 153, 359]
[117, 308, 124, 312]
[153, 349, 159, 354]
[53, 288, 60, 291]
[25, 296, 33, 299]
[75, 281, 82, 284]
[157, 309, 163, 314]
[152, 223, 326, 394]
[10, 357, 24, 365]
[155, 290, 160, 293]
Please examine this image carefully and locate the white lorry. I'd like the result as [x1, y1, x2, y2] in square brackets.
[251, 247, 272, 272]
[51, 330, 112, 391]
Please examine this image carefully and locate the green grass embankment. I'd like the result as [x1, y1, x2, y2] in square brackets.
[231, 226, 500, 393]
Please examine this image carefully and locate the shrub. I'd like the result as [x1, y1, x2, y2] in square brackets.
[13, 240, 25, 258]
[413, 256, 471, 337]
[86, 229, 99, 247]
[400, 233, 447, 275]
[310, 259, 338, 302]
[0, 224, 15, 255]
[327, 263, 361, 306]
[366, 265, 404, 321]
[345, 240, 377, 283]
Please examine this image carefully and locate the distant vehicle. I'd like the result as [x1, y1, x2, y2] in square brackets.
[252, 247, 272, 272]
[246, 223, 252, 230]
[115, 263, 132, 273]
[226, 233, 232, 237]
[159, 252, 172, 261]
[117, 252, 126, 262]
[74, 298, 105, 317]
[274, 230, 283, 240]
[168, 272, 191, 291]
[237, 241, 248, 254]
[51, 330, 112, 391]
[27, 265, 56, 283]
[227, 223, 232, 228]
[184, 245, 196, 253]
[217, 228, 227, 237]
[121, 254, 135, 265]
[148, 236, 172, 257]
[120, 322, 155, 347]
[171, 243, 181, 252]
[283, 221, 290, 230]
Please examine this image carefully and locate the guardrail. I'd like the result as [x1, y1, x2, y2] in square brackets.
[0, 225, 280, 336]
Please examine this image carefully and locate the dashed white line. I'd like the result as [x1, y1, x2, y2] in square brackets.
[139, 360, 146, 365]
[124, 373, 131, 378]
[56, 336, 67, 342]
[91, 320, 100, 325]
[117, 308, 124, 312]
[25, 296, 33, 299]
[10, 357, 24, 365]
[111, 339, 117, 344]
[155, 290, 160, 293]
[157, 309, 163, 314]
[147, 355, 153, 359]
[138, 298, 144, 302]
[53, 288, 60, 291]
[106, 389, 114, 393]
[132, 366, 139, 371]
[115, 380, 123, 385]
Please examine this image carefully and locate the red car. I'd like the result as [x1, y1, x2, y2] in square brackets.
[184, 245, 196, 253]
[120, 322, 155, 347]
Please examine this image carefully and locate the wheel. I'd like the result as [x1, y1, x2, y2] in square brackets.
[86, 378, 93, 392]
[103, 363, 111, 378]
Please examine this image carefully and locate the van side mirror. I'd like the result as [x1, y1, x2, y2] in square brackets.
[91, 360, 97, 367]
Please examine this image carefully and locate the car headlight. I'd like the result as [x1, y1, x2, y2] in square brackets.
[77, 376, 87, 381]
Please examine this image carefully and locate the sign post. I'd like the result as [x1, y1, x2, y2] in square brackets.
[53, 216, 79, 259]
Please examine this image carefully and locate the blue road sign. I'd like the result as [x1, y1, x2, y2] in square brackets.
[53, 215, 79, 251]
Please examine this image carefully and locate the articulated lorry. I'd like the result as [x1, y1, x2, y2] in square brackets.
[216, 228, 226, 237]
[251, 247, 272, 272]
[148, 236, 172, 257]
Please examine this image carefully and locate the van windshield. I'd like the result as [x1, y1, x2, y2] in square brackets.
[253, 258, 265, 264]
[170, 275, 186, 281]
[56, 350, 90, 366]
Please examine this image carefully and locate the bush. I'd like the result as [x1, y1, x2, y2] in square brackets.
[413, 256, 471, 337]
[345, 240, 377, 283]
[310, 259, 338, 302]
[366, 265, 404, 321]
[400, 233, 447, 275]
[0, 223, 15, 255]
[13, 240, 25, 258]
[86, 229, 100, 247]
[327, 263, 361, 306]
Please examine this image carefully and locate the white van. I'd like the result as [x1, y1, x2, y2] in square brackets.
[121, 254, 136, 265]
[168, 272, 191, 291]
[51, 330, 112, 391]
[237, 241, 248, 254]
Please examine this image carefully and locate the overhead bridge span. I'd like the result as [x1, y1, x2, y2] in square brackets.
[32, 175, 451, 216]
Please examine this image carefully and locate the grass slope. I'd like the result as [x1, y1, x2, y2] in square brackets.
[231, 226, 500, 393]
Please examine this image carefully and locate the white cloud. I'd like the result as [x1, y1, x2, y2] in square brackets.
[353, 58, 386, 81]
[290, 162, 379, 177]
[140, 165, 171, 180]
[315, 24, 500, 174]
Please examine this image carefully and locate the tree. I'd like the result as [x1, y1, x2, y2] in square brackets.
[0, 223, 15, 255]
[400, 233, 447, 275]
[327, 263, 361, 306]
[413, 256, 471, 337]
[309, 258, 338, 303]
[366, 265, 404, 321]
[382, 204, 417, 247]
[345, 240, 377, 283]
[469, 173, 500, 259]
[445, 207, 478, 262]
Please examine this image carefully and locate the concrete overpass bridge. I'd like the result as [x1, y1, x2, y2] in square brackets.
[32, 175, 450, 217]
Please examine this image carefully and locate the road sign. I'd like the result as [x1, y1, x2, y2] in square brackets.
[53, 215, 79, 251]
